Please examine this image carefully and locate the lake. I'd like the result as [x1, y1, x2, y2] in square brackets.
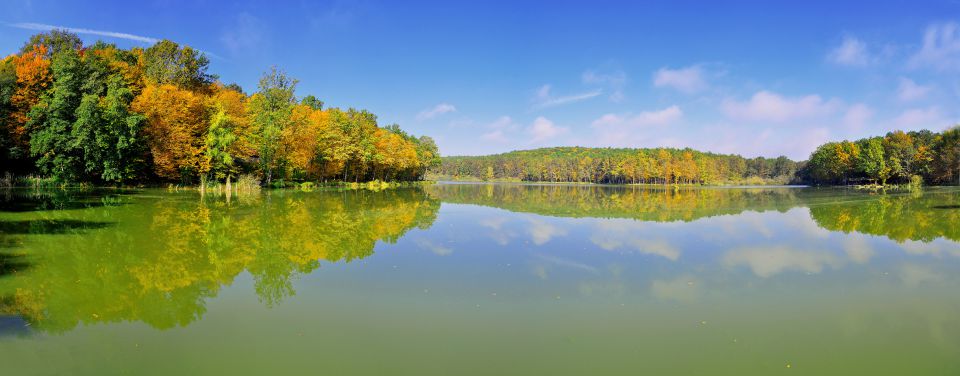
[1, 183, 959, 375]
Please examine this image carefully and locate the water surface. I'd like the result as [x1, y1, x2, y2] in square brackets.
[1, 184, 959, 375]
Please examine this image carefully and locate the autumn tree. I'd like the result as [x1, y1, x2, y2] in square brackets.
[203, 85, 253, 184]
[933, 127, 960, 185]
[9, 44, 52, 159]
[132, 84, 208, 181]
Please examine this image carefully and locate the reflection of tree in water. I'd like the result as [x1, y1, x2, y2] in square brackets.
[430, 184, 960, 243]
[0, 188, 439, 333]
[429, 184, 803, 222]
[809, 190, 960, 243]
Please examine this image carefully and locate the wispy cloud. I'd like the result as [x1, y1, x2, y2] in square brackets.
[721, 90, 841, 123]
[827, 35, 870, 66]
[480, 116, 518, 143]
[897, 77, 932, 102]
[532, 84, 601, 109]
[582, 69, 627, 102]
[527, 116, 567, 143]
[891, 106, 946, 130]
[592, 106, 683, 129]
[842, 103, 874, 130]
[417, 103, 457, 121]
[7, 22, 223, 60]
[7, 22, 158, 43]
[653, 65, 707, 93]
[220, 12, 265, 55]
[909, 22, 960, 71]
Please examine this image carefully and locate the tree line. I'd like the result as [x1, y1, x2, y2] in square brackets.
[798, 129, 960, 186]
[433, 147, 801, 185]
[0, 30, 440, 186]
[433, 128, 960, 186]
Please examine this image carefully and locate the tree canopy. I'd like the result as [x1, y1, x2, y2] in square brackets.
[0, 30, 438, 186]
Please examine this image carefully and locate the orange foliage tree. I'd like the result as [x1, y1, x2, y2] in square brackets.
[9, 44, 51, 151]
[132, 84, 209, 181]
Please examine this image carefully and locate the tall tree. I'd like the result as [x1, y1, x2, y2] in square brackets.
[933, 127, 960, 185]
[9, 44, 52, 158]
[72, 76, 147, 183]
[20, 29, 82, 57]
[856, 137, 889, 184]
[29, 49, 85, 181]
[248, 67, 297, 185]
[132, 84, 208, 181]
[300, 95, 323, 110]
[142, 40, 215, 91]
[0, 57, 17, 170]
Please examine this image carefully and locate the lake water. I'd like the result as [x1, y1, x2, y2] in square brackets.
[1, 183, 959, 375]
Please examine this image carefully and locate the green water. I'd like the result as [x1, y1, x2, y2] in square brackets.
[0, 184, 959, 375]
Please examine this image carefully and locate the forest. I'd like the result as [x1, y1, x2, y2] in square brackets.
[433, 128, 960, 186]
[0, 30, 440, 187]
[433, 147, 802, 185]
[799, 129, 960, 186]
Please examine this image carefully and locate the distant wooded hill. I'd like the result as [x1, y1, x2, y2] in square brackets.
[431, 128, 960, 186]
[433, 147, 801, 185]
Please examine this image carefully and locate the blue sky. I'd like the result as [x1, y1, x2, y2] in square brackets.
[2, 0, 959, 159]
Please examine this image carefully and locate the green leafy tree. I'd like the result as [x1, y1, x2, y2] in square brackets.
[86, 77, 147, 183]
[856, 137, 888, 184]
[248, 67, 298, 185]
[143, 40, 215, 91]
[300, 95, 323, 110]
[205, 105, 239, 182]
[29, 49, 85, 181]
[933, 127, 960, 185]
[20, 29, 82, 57]
[0, 58, 16, 170]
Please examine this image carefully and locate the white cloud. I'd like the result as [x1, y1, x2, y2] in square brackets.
[592, 106, 683, 128]
[843, 235, 874, 264]
[527, 219, 567, 245]
[827, 36, 870, 66]
[527, 116, 567, 143]
[722, 90, 841, 123]
[723, 246, 842, 278]
[487, 116, 515, 129]
[631, 239, 681, 261]
[653, 65, 707, 93]
[535, 254, 598, 273]
[416, 103, 457, 121]
[220, 12, 265, 55]
[909, 22, 960, 71]
[892, 106, 945, 130]
[481, 130, 508, 143]
[589, 106, 683, 147]
[533, 84, 602, 108]
[897, 77, 932, 102]
[583, 69, 627, 102]
[414, 238, 452, 256]
[842, 103, 874, 130]
[7, 22, 159, 43]
[480, 116, 518, 143]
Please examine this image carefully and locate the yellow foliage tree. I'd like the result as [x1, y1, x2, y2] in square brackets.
[132, 83, 209, 181]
